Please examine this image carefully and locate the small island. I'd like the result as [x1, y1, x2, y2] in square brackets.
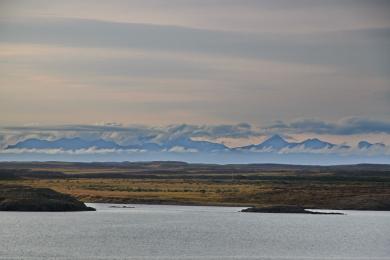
[0, 185, 95, 212]
[241, 205, 343, 215]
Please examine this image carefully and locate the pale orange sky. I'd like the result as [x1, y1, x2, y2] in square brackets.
[0, 0, 389, 132]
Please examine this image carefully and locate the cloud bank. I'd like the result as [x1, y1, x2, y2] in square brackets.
[267, 117, 390, 135]
[1, 117, 390, 150]
[1, 1, 389, 125]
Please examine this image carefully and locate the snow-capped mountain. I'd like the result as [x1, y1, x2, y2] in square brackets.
[239, 135, 336, 151]
[6, 135, 386, 153]
[240, 134, 291, 150]
[296, 138, 335, 149]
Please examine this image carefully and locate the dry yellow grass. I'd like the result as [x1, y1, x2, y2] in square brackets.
[2, 178, 389, 209]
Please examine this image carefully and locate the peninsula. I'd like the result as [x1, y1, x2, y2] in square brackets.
[0, 184, 95, 211]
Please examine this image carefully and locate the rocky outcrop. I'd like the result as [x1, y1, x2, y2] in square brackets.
[0, 185, 95, 211]
[241, 205, 343, 214]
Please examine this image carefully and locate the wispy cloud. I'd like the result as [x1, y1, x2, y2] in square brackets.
[2, 16, 389, 74]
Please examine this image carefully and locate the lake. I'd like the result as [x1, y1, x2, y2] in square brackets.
[1, 203, 389, 259]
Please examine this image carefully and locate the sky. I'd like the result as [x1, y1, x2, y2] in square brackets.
[0, 0, 390, 156]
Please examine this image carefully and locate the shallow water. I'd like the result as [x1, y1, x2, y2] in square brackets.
[1, 203, 389, 259]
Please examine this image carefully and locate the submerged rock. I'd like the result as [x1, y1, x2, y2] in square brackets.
[109, 205, 135, 209]
[241, 205, 343, 215]
[0, 185, 95, 211]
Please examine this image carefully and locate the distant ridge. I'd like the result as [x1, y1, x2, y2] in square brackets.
[6, 136, 229, 152]
[298, 138, 335, 149]
[358, 141, 385, 149]
[6, 137, 122, 150]
[6, 135, 386, 152]
[239, 134, 336, 151]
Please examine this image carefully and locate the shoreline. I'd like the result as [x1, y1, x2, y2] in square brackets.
[83, 198, 251, 208]
[84, 200, 390, 211]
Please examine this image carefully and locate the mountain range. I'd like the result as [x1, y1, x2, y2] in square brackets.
[5, 134, 386, 152]
[238, 134, 336, 150]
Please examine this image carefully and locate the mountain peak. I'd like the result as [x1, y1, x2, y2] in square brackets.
[299, 138, 334, 149]
[268, 134, 285, 140]
[306, 138, 320, 142]
[258, 134, 289, 149]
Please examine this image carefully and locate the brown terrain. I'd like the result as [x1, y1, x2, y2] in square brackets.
[1, 161, 389, 210]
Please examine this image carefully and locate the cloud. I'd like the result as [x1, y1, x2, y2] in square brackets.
[266, 117, 390, 135]
[165, 146, 198, 153]
[1, 16, 389, 75]
[151, 123, 260, 142]
[0, 123, 263, 149]
[1, 13, 389, 125]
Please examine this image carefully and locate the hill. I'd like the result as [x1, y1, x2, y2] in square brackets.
[0, 184, 95, 211]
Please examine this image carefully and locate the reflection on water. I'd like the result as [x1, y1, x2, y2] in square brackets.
[1, 203, 389, 259]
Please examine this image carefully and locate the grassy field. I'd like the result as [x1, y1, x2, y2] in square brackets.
[1, 162, 390, 210]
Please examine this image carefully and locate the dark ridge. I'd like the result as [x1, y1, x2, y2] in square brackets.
[0, 185, 95, 212]
[0, 169, 20, 179]
[241, 206, 343, 215]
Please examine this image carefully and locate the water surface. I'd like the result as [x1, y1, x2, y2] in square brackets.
[1, 203, 389, 259]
